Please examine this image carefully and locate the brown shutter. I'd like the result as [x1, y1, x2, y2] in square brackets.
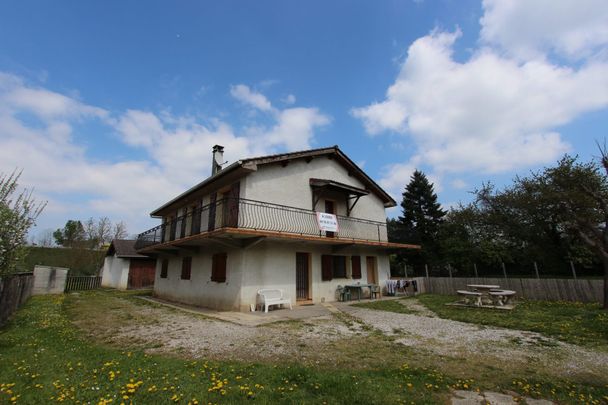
[226, 182, 240, 228]
[351, 256, 361, 279]
[208, 192, 217, 231]
[321, 254, 333, 281]
[212, 253, 227, 282]
[181, 257, 192, 280]
[160, 259, 168, 278]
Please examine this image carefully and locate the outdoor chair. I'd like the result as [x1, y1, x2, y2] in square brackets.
[371, 284, 381, 299]
[337, 285, 351, 302]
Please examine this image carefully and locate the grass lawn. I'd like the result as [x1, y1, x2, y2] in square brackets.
[416, 294, 608, 349]
[1, 291, 607, 404]
[0, 293, 456, 404]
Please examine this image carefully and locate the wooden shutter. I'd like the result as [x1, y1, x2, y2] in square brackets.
[351, 256, 361, 279]
[208, 192, 217, 231]
[211, 253, 227, 282]
[226, 182, 240, 228]
[321, 254, 333, 281]
[160, 259, 168, 279]
[181, 257, 192, 280]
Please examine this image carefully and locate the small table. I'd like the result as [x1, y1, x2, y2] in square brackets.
[467, 284, 500, 305]
[345, 283, 374, 301]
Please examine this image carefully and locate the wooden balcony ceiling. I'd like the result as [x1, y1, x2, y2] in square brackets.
[137, 227, 420, 255]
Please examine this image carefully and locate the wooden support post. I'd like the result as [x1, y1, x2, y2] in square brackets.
[533, 261, 540, 279]
[424, 264, 429, 279]
[473, 263, 478, 278]
[570, 260, 577, 280]
[403, 263, 408, 278]
[425, 264, 430, 293]
[447, 264, 452, 279]
[501, 262, 507, 279]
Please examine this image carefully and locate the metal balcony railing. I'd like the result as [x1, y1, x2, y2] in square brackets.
[135, 197, 388, 250]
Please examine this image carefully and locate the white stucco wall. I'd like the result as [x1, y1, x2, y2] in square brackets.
[241, 157, 387, 223]
[32, 265, 69, 295]
[101, 255, 130, 289]
[154, 240, 391, 311]
[153, 247, 245, 311]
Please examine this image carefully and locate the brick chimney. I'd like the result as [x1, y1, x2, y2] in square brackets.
[211, 145, 224, 175]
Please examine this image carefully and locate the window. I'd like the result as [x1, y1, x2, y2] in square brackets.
[351, 256, 361, 279]
[160, 259, 168, 279]
[211, 253, 227, 282]
[181, 257, 192, 280]
[321, 254, 347, 281]
[333, 256, 346, 278]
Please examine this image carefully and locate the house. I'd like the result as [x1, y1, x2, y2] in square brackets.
[135, 145, 418, 311]
[102, 239, 156, 290]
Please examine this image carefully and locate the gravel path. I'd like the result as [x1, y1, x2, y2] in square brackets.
[107, 304, 368, 362]
[340, 302, 608, 378]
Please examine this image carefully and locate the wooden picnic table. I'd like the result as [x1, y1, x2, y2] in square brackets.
[345, 283, 374, 301]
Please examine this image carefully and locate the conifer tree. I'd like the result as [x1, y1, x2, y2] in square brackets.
[398, 170, 446, 262]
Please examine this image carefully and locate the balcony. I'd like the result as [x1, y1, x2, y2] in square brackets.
[135, 198, 398, 251]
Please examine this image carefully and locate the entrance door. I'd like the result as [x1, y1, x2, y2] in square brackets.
[296, 252, 310, 301]
[366, 256, 377, 284]
[324, 200, 335, 238]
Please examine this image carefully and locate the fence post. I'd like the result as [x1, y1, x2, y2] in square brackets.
[533, 261, 540, 279]
[473, 263, 478, 278]
[501, 262, 507, 279]
[424, 264, 430, 293]
[403, 263, 408, 278]
[570, 261, 577, 280]
[447, 264, 452, 279]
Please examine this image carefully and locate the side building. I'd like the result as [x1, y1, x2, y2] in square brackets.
[135, 145, 418, 311]
[102, 239, 156, 290]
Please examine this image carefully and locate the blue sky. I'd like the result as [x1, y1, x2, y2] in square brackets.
[1, 0, 607, 239]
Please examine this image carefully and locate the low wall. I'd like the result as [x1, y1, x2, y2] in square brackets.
[0, 272, 34, 327]
[424, 277, 603, 303]
[33, 265, 69, 295]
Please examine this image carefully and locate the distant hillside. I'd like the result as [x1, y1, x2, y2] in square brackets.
[17, 246, 105, 276]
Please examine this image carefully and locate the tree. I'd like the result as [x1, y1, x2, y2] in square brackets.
[53, 220, 85, 247]
[398, 170, 446, 263]
[112, 221, 128, 240]
[0, 170, 46, 275]
[475, 154, 608, 309]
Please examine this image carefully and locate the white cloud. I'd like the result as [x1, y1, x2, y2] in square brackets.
[282, 94, 296, 105]
[352, 27, 608, 177]
[230, 84, 273, 112]
[480, 0, 608, 60]
[0, 74, 331, 234]
[451, 179, 467, 190]
[263, 107, 331, 150]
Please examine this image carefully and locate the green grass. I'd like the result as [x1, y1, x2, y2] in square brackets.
[1, 292, 607, 404]
[415, 294, 608, 349]
[0, 294, 455, 404]
[352, 299, 418, 314]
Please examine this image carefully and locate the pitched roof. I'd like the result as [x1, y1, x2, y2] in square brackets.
[150, 145, 396, 217]
[106, 239, 153, 258]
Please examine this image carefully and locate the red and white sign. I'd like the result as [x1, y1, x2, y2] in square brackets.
[316, 212, 339, 232]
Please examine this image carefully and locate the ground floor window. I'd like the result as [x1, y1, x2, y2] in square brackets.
[351, 256, 361, 279]
[321, 254, 348, 280]
[181, 257, 192, 280]
[160, 259, 168, 278]
[211, 253, 227, 282]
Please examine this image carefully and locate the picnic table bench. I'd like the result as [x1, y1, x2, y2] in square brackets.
[257, 289, 292, 313]
[456, 290, 482, 306]
[489, 289, 516, 306]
